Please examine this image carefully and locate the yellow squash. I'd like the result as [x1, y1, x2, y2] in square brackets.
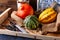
[39, 8, 57, 23]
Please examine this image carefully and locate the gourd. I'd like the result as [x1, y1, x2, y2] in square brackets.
[39, 8, 57, 23]
[24, 15, 39, 30]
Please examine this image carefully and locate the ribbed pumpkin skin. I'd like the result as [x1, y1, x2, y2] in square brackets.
[39, 8, 57, 23]
[24, 15, 39, 30]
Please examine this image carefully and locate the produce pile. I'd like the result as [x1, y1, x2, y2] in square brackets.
[11, 2, 60, 35]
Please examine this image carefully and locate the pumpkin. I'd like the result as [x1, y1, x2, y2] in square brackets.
[39, 8, 57, 23]
[16, 3, 34, 19]
[24, 15, 39, 30]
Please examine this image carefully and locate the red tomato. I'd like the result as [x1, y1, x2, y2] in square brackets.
[16, 3, 34, 19]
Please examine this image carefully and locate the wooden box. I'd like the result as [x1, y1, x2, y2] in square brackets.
[0, 8, 60, 40]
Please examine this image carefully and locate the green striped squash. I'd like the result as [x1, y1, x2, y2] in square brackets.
[24, 15, 39, 30]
